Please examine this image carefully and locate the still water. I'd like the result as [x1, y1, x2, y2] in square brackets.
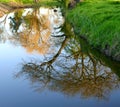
[0, 7, 120, 107]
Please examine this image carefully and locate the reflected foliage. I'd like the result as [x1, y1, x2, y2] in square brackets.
[0, 7, 64, 54]
[15, 22, 120, 100]
[16, 8, 51, 54]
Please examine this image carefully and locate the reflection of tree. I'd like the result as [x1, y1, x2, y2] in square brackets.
[15, 22, 120, 100]
[6, 7, 64, 54]
[18, 9, 51, 54]
[57, 52, 119, 100]
[8, 8, 51, 54]
[0, 7, 64, 53]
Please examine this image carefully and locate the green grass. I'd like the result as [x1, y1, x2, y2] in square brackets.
[67, 0, 120, 60]
[0, 0, 59, 6]
[0, 0, 33, 3]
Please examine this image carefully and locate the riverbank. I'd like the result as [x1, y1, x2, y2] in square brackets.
[0, 0, 59, 8]
[67, 0, 120, 61]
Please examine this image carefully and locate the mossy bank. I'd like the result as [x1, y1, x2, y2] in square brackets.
[67, 0, 120, 61]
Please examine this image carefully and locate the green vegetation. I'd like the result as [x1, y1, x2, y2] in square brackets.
[0, 0, 60, 6]
[67, 0, 120, 61]
[0, 0, 33, 4]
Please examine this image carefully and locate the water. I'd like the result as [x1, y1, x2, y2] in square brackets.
[0, 7, 120, 107]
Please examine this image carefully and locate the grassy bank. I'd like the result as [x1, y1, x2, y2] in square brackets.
[0, 0, 56, 3]
[67, 0, 120, 61]
[0, 0, 60, 7]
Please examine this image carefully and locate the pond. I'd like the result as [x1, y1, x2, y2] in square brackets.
[0, 7, 120, 107]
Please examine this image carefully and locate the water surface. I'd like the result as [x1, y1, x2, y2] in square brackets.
[0, 7, 120, 107]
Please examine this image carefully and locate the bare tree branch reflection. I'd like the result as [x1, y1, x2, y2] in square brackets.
[16, 34, 120, 100]
[1, 3, 120, 102]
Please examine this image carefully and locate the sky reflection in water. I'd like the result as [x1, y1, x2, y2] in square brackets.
[0, 7, 120, 107]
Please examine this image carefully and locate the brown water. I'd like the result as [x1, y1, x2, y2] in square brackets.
[0, 7, 120, 107]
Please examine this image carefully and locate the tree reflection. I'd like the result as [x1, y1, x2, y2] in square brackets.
[0, 7, 64, 54]
[0, 3, 120, 101]
[15, 22, 120, 100]
[16, 8, 51, 54]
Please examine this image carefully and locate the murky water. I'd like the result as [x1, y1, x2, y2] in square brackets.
[0, 7, 120, 107]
